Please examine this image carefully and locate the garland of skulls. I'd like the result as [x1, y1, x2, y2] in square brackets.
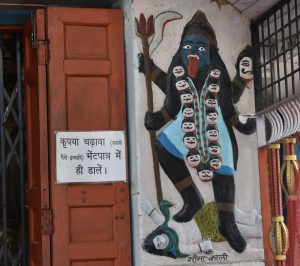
[173, 66, 222, 181]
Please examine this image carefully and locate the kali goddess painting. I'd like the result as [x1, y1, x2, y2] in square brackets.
[139, 10, 256, 253]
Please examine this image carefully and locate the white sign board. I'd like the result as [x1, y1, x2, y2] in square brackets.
[56, 131, 126, 183]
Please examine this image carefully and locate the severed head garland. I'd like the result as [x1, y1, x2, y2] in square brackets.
[174, 67, 222, 181]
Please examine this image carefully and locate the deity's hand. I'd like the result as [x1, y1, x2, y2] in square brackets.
[138, 53, 145, 73]
[138, 53, 155, 74]
[199, 237, 213, 254]
[144, 110, 168, 131]
[238, 114, 254, 123]
[233, 114, 256, 135]
[140, 197, 155, 215]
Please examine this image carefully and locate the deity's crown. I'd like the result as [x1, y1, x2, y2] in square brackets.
[182, 10, 218, 48]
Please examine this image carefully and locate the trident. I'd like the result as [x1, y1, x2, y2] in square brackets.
[135, 11, 182, 202]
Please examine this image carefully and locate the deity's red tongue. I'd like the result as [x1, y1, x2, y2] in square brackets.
[188, 55, 199, 78]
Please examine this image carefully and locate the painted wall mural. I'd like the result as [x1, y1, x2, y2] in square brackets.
[135, 9, 262, 262]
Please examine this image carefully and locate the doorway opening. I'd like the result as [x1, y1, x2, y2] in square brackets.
[0, 9, 31, 265]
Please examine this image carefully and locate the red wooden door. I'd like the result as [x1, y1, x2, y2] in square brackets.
[24, 9, 51, 266]
[46, 7, 131, 265]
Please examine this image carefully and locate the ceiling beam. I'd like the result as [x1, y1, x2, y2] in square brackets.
[0, 0, 119, 8]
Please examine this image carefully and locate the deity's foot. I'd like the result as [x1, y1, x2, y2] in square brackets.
[218, 211, 246, 253]
[173, 203, 200, 222]
[173, 182, 203, 222]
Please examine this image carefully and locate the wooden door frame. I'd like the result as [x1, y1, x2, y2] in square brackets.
[23, 8, 51, 266]
[0, 13, 51, 265]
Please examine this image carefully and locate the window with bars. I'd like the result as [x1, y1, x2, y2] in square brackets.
[251, 0, 300, 112]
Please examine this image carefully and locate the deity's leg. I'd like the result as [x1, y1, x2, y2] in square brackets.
[156, 141, 204, 222]
[212, 173, 246, 253]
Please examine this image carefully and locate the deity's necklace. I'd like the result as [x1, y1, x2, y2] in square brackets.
[174, 66, 223, 180]
[187, 77, 210, 163]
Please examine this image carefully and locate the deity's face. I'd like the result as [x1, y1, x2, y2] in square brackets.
[198, 169, 213, 181]
[187, 153, 201, 167]
[239, 56, 253, 80]
[173, 66, 185, 78]
[210, 158, 222, 170]
[180, 93, 193, 104]
[183, 107, 194, 118]
[176, 80, 190, 91]
[183, 135, 197, 149]
[205, 98, 218, 109]
[209, 145, 221, 155]
[206, 112, 218, 125]
[181, 34, 211, 72]
[207, 129, 219, 142]
[182, 121, 195, 133]
[153, 234, 169, 250]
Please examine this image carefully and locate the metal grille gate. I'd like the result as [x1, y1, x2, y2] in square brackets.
[0, 32, 27, 265]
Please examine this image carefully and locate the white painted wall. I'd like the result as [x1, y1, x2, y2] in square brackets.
[121, 0, 264, 265]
